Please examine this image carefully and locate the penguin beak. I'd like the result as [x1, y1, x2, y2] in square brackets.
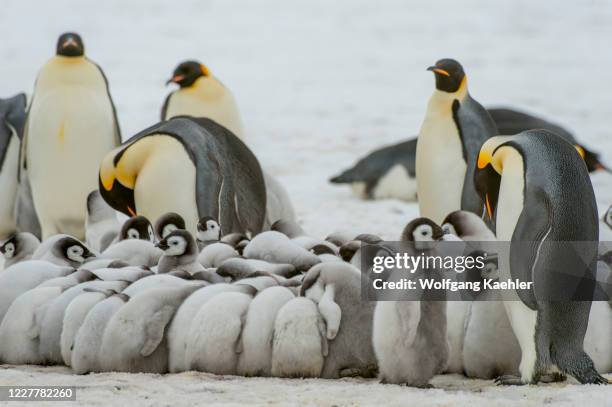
[166, 75, 184, 85]
[84, 251, 96, 259]
[156, 240, 169, 250]
[427, 66, 450, 77]
[485, 194, 493, 220]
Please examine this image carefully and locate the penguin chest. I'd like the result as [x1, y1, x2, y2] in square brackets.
[26, 87, 117, 197]
[495, 157, 525, 242]
[0, 135, 19, 236]
[416, 112, 466, 223]
[166, 91, 244, 139]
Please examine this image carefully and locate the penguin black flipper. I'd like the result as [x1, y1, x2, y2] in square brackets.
[329, 139, 416, 197]
[92, 61, 121, 146]
[0, 93, 27, 171]
[453, 96, 497, 216]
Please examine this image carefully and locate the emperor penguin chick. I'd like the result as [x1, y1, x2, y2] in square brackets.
[157, 230, 222, 283]
[162, 60, 244, 139]
[155, 212, 186, 240]
[25, 33, 120, 239]
[0, 232, 40, 269]
[100, 285, 201, 373]
[372, 217, 449, 387]
[416, 59, 496, 224]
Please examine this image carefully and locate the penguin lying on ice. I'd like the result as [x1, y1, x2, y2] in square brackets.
[99, 116, 267, 236]
[330, 107, 608, 201]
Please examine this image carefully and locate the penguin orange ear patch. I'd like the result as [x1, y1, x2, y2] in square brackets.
[477, 152, 492, 169]
[200, 64, 210, 76]
[575, 145, 585, 159]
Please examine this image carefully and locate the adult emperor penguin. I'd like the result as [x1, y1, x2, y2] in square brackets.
[99, 116, 266, 236]
[474, 130, 607, 385]
[0, 94, 27, 239]
[24, 32, 120, 240]
[417, 59, 497, 224]
[161, 60, 244, 139]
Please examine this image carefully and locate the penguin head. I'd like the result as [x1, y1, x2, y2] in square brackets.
[56, 32, 85, 57]
[154, 212, 186, 240]
[166, 60, 210, 88]
[427, 59, 465, 93]
[156, 229, 196, 256]
[0, 234, 17, 259]
[120, 215, 154, 243]
[401, 217, 445, 250]
[57, 237, 95, 264]
[604, 205, 612, 230]
[197, 216, 221, 242]
[474, 136, 516, 222]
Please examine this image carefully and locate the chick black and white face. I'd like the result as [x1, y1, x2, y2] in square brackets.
[604, 205, 612, 230]
[66, 245, 87, 263]
[164, 235, 188, 256]
[413, 224, 436, 242]
[121, 216, 154, 242]
[197, 217, 220, 242]
[427, 58, 465, 93]
[162, 224, 178, 239]
[0, 241, 15, 258]
[167, 60, 210, 88]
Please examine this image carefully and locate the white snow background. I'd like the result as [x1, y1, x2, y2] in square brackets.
[0, 0, 611, 405]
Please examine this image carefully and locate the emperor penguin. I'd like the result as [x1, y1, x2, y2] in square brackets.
[474, 130, 607, 385]
[154, 212, 186, 240]
[0, 94, 27, 240]
[24, 32, 120, 240]
[162, 60, 244, 139]
[0, 232, 40, 269]
[99, 116, 266, 236]
[416, 59, 497, 224]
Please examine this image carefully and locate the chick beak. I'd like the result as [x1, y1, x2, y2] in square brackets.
[156, 240, 169, 250]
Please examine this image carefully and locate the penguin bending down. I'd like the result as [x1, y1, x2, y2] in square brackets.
[416, 59, 497, 224]
[99, 116, 266, 236]
[0, 93, 27, 239]
[162, 60, 244, 139]
[475, 131, 607, 385]
[24, 33, 120, 240]
[0, 232, 40, 269]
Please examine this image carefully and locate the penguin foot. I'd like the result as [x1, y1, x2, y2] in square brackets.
[494, 375, 527, 386]
[339, 368, 362, 378]
[539, 372, 567, 384]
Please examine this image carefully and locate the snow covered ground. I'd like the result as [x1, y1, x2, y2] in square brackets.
[1, 0, 611, 405]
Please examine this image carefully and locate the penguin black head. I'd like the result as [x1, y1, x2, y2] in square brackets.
[154, 212, 186, 240]
[166, 60, 210, 88]
[474, 160, 502, 223]
[56, 237, 95, 265]
[56, 32, 85, 57]
[0, 234, 17, 259]
[120, 215, 154, 242]
[156, 229, 197, 257]
[401, 217, 445, 243]
[577, 145, 611, 173]
[427, 59, 465, 93]
[197, 216, 221, 242]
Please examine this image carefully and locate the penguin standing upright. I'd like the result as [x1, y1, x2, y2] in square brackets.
[162, 60, 244, 139]
[24, 32, 120, 240]
[416, 59, 497, 224]
[0, 94, 27, 239]
[475, 131, 607, 385]
[99, 116, 266, 236]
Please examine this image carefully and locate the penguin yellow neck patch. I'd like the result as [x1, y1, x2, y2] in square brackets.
[57, 121, 66, 144]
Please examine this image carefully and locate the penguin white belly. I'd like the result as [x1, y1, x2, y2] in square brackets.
[373, 164, 417, 201]
[27, 88, 116, 239]
[166, 92, 244, 139]
[416, 113, 466, 224]
[0, 135, 20, 238]
[133, 136, 198, 234]
[495, 153, 539, 382]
